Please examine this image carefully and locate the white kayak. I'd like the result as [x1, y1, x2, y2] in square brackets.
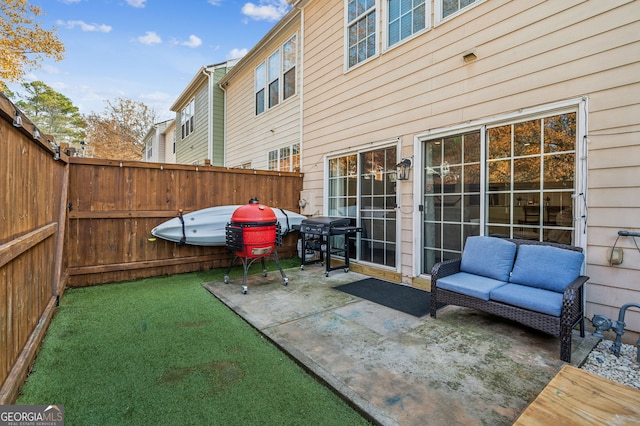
[151, 205, 306, 246]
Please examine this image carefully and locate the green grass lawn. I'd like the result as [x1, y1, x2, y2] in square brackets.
[17, 262, 370, 425]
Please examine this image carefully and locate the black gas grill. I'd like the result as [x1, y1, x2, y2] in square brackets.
[298, 217, 362, 277]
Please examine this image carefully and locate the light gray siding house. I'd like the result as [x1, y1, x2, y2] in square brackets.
[170, 60, 238, 165]
[142, 119, 175, 163]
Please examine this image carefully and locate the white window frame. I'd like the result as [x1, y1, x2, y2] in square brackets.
[323, 138, 402, 272]
[268, 143, 300, 172]
[255, 62, 266, 115]
[434, 0, 486, 27]
[283, 35, 297, 101]
[412, 97, 588, 278]
[344, 0, 380, 71]
[180, 99, 194, 139]
[384, 0, 430, 51]
[268, 50, 280, 109]
[255, 34, 298, 115]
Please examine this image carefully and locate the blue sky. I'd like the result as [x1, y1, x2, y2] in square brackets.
[11, 0, 291, 119]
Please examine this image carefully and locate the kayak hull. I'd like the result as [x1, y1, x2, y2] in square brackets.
[151, 205, 305, 246]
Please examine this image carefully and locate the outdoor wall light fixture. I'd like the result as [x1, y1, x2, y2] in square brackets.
[13, 109, 23, 127]
[396, 158, 413, 181]
[33, 127, 41, 140]
[591, 302, 640, 362]
[53, 144, 61, 161]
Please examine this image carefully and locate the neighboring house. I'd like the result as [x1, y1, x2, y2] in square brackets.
[170, 60, 238, 165]
[220, 7, 301, 171]
[223, 0, 640, 337]
[163, 119, 177, 164]
[142, 119, 176, 163]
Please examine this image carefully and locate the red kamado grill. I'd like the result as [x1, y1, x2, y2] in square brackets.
[224, 198, 288, 294]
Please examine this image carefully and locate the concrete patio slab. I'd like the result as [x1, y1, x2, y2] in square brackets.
[203, 264, 598, 426]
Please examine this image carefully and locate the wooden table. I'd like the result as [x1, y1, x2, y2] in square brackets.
[515, 365, 640, 425]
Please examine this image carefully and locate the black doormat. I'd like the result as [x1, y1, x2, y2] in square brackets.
[334, 278, 444, 318]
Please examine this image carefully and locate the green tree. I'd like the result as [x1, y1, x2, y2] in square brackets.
[15, 80, 85, 146]
[0, 0, 64, 93]
[84, 98, 158, 160]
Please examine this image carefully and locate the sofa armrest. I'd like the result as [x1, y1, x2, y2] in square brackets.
[562, 275, 589, 302]
[561, 275, 589, 325]
[430, 258, 462, 293]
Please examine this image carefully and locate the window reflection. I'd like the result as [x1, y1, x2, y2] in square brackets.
[485, 112, 577, 244]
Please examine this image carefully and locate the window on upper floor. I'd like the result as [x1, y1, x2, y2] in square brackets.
[346, 0, 377, 69]
[255, 35, 298, 115]
[387, 0, 428, 48]
[181, 99, 194, 139]
[283, 35, 297, 101]
[436, 0, 483, 24]
[268, 51, 280, 108]
[146, 146, 152, 159]
[256, 62, 266, 115]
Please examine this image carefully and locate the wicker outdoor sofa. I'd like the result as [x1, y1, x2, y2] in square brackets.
[429, 236, 588, 362]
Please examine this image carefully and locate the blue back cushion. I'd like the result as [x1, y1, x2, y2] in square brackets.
[509, 244, 584, 292]
[460, 236, 517, 282]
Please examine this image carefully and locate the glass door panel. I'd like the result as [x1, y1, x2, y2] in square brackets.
[360, 147, 397, 268]
[423, 131, 481, 274]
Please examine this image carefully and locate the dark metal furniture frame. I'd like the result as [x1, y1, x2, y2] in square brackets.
[429, 239, 588, 362]
[298, 217, 361, 277]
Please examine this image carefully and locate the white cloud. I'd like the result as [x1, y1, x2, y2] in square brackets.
[60, 0, 81, 4]
[181, 35, 202, 48]
[56, 19, 112, 32]
[126, 0, 146, 8]
[208, 0, 222, 5]
[227, 48, 248, 60]
[137, 31, 162, 45]
[241, 0, 290, 22]
[41, 65, 62, 75]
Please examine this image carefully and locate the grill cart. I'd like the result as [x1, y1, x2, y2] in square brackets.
[224, 199, 288, 294]
[298, 216, 361, 277]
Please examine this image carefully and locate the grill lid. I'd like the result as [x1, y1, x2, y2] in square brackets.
[230, 198, 277, 225]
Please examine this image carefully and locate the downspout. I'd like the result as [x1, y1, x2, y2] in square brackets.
[202, 67, 214, 163]
[298, 4, 304, 174]
[218, 78, 227, 167]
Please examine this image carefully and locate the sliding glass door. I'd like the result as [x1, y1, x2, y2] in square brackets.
[421, 111, 578, 275]
[328, 146, 397, 268]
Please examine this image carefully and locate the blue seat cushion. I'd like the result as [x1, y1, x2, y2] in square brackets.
[509, 244, 584, 292]
[460, 236, 517, 282]
[490, 283, 563, 316]
[436, 272, 507, 301]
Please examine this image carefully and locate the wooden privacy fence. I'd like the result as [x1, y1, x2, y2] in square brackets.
[0, 94, 68, 404]
[66, 158, 303, 286]
[0, 92, 304, 402]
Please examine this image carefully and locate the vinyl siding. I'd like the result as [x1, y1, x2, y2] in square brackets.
[176, 84, 209, 165]
[300, 0, 640, 334]
[211, 67, 227, 166]
[224, 18, 301, 170]
[164, 120, 176, 164]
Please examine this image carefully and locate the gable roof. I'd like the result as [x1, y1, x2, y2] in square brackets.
[218, 6, 301, 87]
[170, 60, 239, 111]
